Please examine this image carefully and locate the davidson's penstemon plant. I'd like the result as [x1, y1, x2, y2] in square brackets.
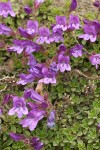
[0, 0, 100, 149]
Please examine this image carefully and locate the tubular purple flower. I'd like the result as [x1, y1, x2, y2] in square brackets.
[20, 109, 45, 131]
[0, 1, 15, 18]
[8, 96, 28, 118]
[93, 0, 100, 8]
[19, 20, 38, 38]
[9, 40, 41, 54]
[57, 52, 71, 72]
[70, 44, 83, 58]
[36, 27, 53, 44]
[53, 16, 67, 32]
[2, 94, 12, 105]
[10, 132, 26, 141]
[30, 137, 44, 150]
[0, 24, 12, 35]
[47, 110, 56, 128]
[70, 0, 77, 12]
[89, 54, 100, 69]
[68, 14, 80, 30]
[59, 44, 67, 52]
[52, 29, 64, 43]
[79, 24, 97, 42]
[0, 108, 2, 116]
[24, 5, 32, 14]
[34, 0, 45, 9]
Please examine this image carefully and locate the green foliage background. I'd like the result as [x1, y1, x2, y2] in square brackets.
[0, 0, 100, 150]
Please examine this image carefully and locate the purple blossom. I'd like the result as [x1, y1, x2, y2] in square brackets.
[98, 123, 100, 128]
[38, 67, 56, 84]
[68, 14, 80, 30]
[57, 52, 71, 72]
[8, 96, 28, 118]
[47, 110, 56, 128]
[0, 24, 12, 35]
[53, 16, 67, 32]
[30, 137, 44, 150]
[17, 73, 35, 85]
[20, 109, 45, 131]
[9, 40, 41, 54]
[10, 132, 26, 141]
[89, 54, 100, 69]
[79, 24, 97, 42]
[34, 0, 45, 9]
[70, 0, 77, 12]
[19, 20, 38, 38]
[59, 44, 67, 52]
[93, 0, 100, 8]
[49, 62, 58, 74]
[52, 29, 64, 43]
[24, 5, 32, 14]
[0, 1, 15, 18]
[2, 94, 12, 104]
[36, 27, 53, 44]
[24, 89, 44, 103]
[70, 44, 83, 58]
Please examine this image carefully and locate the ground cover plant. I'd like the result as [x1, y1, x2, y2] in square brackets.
[0, 0, 100, 150]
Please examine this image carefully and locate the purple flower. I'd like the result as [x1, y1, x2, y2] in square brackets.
[0, 24, 12, 35]
[68, 14, 80, 30]
[79, 24, 97, 42]
[8, 96, 28, 118]
[24, 5, 32, 14]
[30, 137, 44, 150]
[19, 20, 38, 38]
[70, 44, 83, 58]
[17, 73, 35, 85]
[93, 0, 100, 8]
[52, 29, 64, 43]
[57, 52, 71, 72]
[2, 94, 12, 104]
[47, 110, 56, 128]
[49, 62, 58, 74]
[20, 109, 45, 131]
[9, 40, 41, 54]
[10, 132, 26, 141]
[59, 44, 67, 52]
[34, 0, 45, 9]
[70, 0, 77, 12]
[36, 27, 53, 44]
[89, 54, 100, 69]
[24, 89, 44, 103]
[98, 123, 100, 128]
[53, 16, 67, 32]
[0, 1, 15, 18]
[38, 67, 56, 84]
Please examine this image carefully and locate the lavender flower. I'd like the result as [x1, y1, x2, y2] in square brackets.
[38, 67, 56, 84]
[70, 44, 83, 58]
[30, 137, 44, 150]
[24, 5, 32, 14]
[20, 109, 45, 131]
[52, 29, 64, 43]
[34, 0, 45, 9]
[79, 24, 97, 42]
[57, 52, 71, 72]
[9, 40, 41, 54]
[53, 16, 67, 32]
[19, 20, 38, 38]
[36, 27, 53, 44]
[93, 0, 100, 8]
[2, 94, 12, 104]
[47, 110, 56, 128]
[89, 54, 100, 69]
[17, 73, 35, 85]
[0, 1, 15, 18]
[10, 132, 26, 141]
[8, 96, 28, 118]
[0, 24, 12, 35]
[68, 14, 80, 30]
[70, 0, 77, 12]
[59, 44, 67, 52]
